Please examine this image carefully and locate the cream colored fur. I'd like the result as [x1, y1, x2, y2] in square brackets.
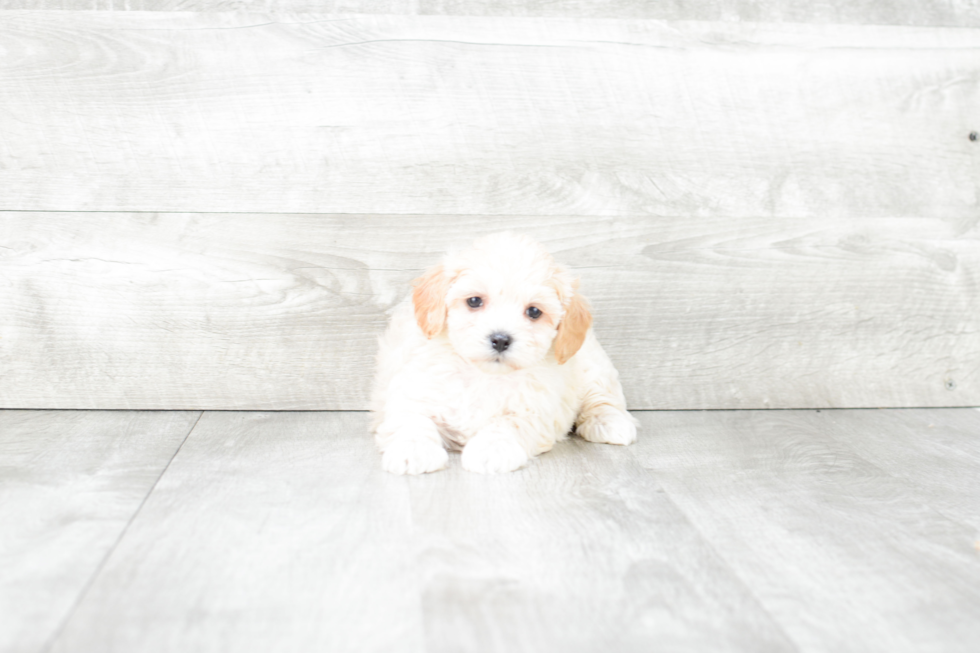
[370, 232, 637, 475]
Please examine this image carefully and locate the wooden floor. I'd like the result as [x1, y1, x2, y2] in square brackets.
[3, 409, 979, 652]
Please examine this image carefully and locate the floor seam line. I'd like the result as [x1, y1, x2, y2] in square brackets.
[39, 410, 205, 653]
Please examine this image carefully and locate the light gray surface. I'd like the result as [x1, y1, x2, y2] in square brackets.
[50, 412, 423, 653]
[1, 14, 977, 217]
[2, 10, 978, 411]
[2, 214, 977, 410]
[633, 410, 980, 651]
[0, 410, 200, 653]
[820, 409, 980, 531]
[2, 0, 979, 28]
[3, 408, 975, 653]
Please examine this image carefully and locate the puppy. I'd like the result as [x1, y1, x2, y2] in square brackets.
[370, 232, 637, 474]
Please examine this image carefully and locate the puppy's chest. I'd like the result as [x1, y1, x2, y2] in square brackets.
[431, 366, 568, 446]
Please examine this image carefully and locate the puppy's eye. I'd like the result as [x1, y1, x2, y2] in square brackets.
[466, 297, 483, 309]
[525, 306, 542, 320]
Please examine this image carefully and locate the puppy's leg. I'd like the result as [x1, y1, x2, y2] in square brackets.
[577, 404, 638, 446]
[574, 360, 638, 447]
[461, 421, 530, 474]
[376, 414, 448, 475]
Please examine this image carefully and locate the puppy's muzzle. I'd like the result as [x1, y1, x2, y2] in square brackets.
[489, 332, 512, 353]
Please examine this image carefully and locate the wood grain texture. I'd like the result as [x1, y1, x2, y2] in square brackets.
[1, 13, 978, 216]
[35, 408, 980, 652]
[819, 408, 980, 531]
[633, 409, 980, 652]
[1, 1, 979, 29]
[47, 412, 423, 653]
[411, 437, 794, 652]
[0, 410, 200, 653]
[2, 213, 977, 410]
[48, 410, 794, 653]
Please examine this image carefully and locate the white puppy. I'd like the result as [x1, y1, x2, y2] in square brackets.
[371, 232, 637, 475]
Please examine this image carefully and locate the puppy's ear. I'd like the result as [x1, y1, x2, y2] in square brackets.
[412, 265, 451, 338]
[554, 292, 592, 364]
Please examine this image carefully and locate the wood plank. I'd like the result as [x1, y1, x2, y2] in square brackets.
[632, 409, 980, 652]
[1, 1, 978, 29]
[820, 408, 980, 531]
[2, 213, 977, 410]
[47, 412, 423, 653]
[0, 409, 200, 653]
[410, 436, 794, 652]
[0, 13, 978, 216]
[49, 411, 794, 652]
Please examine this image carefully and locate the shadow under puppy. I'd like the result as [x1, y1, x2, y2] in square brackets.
[371, 232, 637, 474]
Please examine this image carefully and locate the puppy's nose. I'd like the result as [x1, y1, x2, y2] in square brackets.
[489, 332, 512, 353]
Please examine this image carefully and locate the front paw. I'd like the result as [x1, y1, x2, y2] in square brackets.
[577, 409, 638, 446]
[381, 436, 448, 475]
[461, 433, 528, 474]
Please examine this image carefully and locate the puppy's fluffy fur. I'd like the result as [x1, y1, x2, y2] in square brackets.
[371, 233, 637, 474]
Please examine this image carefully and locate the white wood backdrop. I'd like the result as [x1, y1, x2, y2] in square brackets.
[1, 14, 978, 216]
[1, 1, 979, 28]
[2, 213, 976, 409]
[1, 11, 978, 409]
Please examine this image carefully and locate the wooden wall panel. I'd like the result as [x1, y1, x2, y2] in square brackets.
[2, 213, 976, 410]
[0, 13, 977, 217]
[2, 12, 977, 410]
[1, 2, 979, 29]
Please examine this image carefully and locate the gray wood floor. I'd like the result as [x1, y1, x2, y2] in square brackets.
[2, 409, 979, 652]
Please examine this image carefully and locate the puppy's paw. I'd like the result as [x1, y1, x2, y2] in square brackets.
[381, 437, 448, 475]
[461, 434, 529, 474]
[577, 409, 638, 446]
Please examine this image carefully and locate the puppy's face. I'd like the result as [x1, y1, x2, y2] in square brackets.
[412, 233, 591, 373]
[443, 269, 564, 373]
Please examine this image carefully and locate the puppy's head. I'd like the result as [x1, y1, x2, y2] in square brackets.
[412, 232, 591, 373]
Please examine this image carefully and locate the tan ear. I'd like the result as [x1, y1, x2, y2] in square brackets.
[412, 265, 451, 338]
[554, 292, 592, 364]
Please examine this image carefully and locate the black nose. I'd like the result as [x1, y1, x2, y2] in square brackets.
[490, 332, 511, 353]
